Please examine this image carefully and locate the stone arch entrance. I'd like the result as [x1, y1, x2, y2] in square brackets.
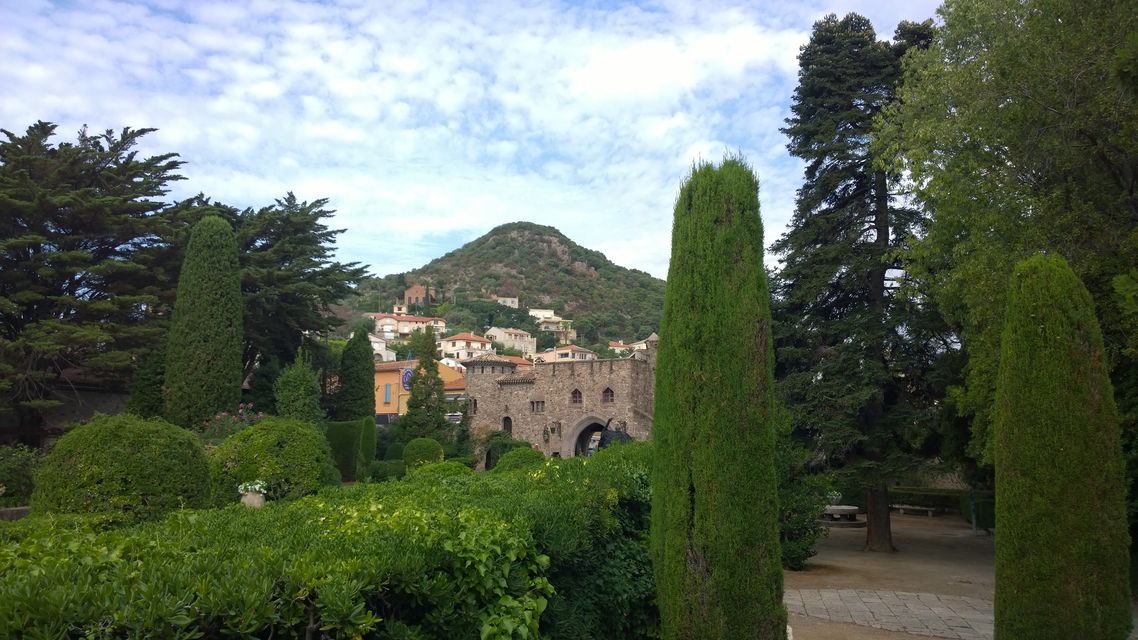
[564, 415, 609, 458]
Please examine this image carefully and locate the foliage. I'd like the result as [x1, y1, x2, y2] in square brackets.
[331, 325, 375, 420]
[775, 424, 832, 571]
[0, 444, 40, 507]
[403, 437, 444, 470]
[880, 0, 1138, 465]
[324, 419, 364, 481]
[353, 222, 664, 342]
[244, 356, 280, 414]
[198, 402, 263, 444]
[208, 417, 340, 504]
[492, 447, 545, 473]
[366, 459, 406, 482]
[993, 254, 1130, 638]
[0, 123, 182, 430]
[32, 413, 209, 524]
[273, 349, 325, 426]
[359, 416, 377, 465]
[125, 338, 166, 418]
[651, 157, 784, 639]
[414, 460, 475, 479]
[393, 327, 453, 442]
[0, 442, 657, 640]
[384, 441, 406, 461]
[484, 430, 532, 470]
[163, 215, 243, 429]
[774, 12, 940, 552]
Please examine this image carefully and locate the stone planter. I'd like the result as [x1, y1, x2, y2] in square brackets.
[240, 491, 266, 508]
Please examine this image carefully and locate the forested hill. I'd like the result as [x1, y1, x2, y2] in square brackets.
[352, 222, 664, 343]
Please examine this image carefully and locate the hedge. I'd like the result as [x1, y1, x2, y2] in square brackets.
[208, 417, 340, 504]
[1, 442, 658, 639]
[404, 437, 444, 470]
[324, 419, 364, 481]
[492, 447, 545, 473]
[32, 414, 209, 524]
[0, 444, 39, 508]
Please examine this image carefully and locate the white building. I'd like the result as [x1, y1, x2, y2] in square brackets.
[486, 326, 537, 356]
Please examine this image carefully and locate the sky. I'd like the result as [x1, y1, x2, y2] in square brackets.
[1, 0, 942, 281]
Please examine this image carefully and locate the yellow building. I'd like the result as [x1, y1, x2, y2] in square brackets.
[375, 359, 465, 423]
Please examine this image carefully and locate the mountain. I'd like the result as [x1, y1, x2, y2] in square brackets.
[351, 222, 665, 344]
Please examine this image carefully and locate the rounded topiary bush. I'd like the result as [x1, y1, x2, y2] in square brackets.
[403, 437, 444, 470]
[209, 417, 340, 504]
[491, 447, 545, 473]
[32, 413, 209, 523]
[412, 460, 475, 479]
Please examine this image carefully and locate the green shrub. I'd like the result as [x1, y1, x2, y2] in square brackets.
[125, 339, 166, 418]
[208, 417, 340, 504]
[359, 417, 377, 468]
[483, 430, 531, 469]
[164, 215, 243, 428]
[404, 437, 444, 470]
[274, 350, 325, 425]
[384, 441, 405, 461]
[492, 446, 545, 473]
[32, 414, 209, 524]
[324, 419, 364, 481]
[994, 254, 1131, 638]
[777, 424, 831, 570]
[414, 460, 474, 479]
[448, 455, 478, 469]
[366, 460, 406, 482]
[331, 326, 376, 420]
[651, 157, 784, 638]
[0, 444, 40, 507]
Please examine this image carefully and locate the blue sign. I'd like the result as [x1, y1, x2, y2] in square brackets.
[401, 368, 414, 391]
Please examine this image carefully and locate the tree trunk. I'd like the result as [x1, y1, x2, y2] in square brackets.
[864, 484, 896, 552]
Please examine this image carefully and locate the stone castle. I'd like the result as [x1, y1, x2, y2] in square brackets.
[464, 336, 657, 459]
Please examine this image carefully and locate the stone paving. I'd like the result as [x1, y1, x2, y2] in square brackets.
[784, 589, 993, 639]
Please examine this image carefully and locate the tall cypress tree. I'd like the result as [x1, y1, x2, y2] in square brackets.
[164, 216, 242, 429]
[650, 157, 784, 639]
[773, 14, 936, 551]
[393, 326, 450, 442]
[332, 322, 376, 420]
[994, 254, 1130, 639]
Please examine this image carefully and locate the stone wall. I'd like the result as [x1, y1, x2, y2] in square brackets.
[466, 350, 654, 458]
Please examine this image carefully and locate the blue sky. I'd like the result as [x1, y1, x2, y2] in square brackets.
[1, 0, 942, 280]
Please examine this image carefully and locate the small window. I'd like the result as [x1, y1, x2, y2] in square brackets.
[502, 416, 513, 435]
[602, 388, 614, 403]
[530, 400, 545, 413]
[384, 384, 392, 404]
[471, 398, 478, 414]
[570, 389, 582, 405]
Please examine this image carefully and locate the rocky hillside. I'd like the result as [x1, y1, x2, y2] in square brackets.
[352, 222, 664, 343]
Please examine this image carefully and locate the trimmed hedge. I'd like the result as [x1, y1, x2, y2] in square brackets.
[359, 417, 377, 467]
[384, 441, 405, 461]
[208, 417, 340, 504]
[492, 446, 545, 473]
[414, 460, 475, 479]
[404, 437, 444, 470]
[0, 442, 657, 640]
[366, 460, 406, 482]
[32, 414, 209, 524]
[324, 419, 364, 481]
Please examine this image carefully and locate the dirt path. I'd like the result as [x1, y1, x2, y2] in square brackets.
[784, 513, 995, 640]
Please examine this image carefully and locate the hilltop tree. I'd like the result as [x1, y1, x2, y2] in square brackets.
[994, 254, 1130, 638]
[393, 327, 451, 442]
[773, 14, 936, 551]
[0, 122, 182, 437]
[164, 216, 243, 429]
[650, 157, 785, 639]
[332, 322, 376, 420]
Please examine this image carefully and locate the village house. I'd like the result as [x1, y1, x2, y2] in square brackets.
[437, 332, 494, 360]
[368, 333, 397, 362]
[485, 326, 537, 356]
[371, 313, 447, 341]
[374, 359, 465, 424]
[536, 344, 597, 362]
[403, 284, 438, 307]
[608, 340, 632, 355]
[527, 308, 577, 344]
[495, 296, 519, 308]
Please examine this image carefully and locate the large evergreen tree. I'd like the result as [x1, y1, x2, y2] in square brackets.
[274, 349, 325, 426]
[994, 254, 1130, 639]
[393, 327, 451, 442]
[164, 216, 242, 428]
[650, 158, 784, 639]
[332, 322, 376, 420]
[773, 14, 936, 551]
[0, 123, 182, 437]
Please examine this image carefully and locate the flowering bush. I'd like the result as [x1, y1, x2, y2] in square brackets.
[200, 403, 264, 443]
[237, 480, 267, 495]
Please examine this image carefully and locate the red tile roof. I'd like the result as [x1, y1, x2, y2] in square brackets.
[371, 313, 445, 323]
[441, 332, 491, 343]
[375, 359, 418, 371]
[444, 378, 466, 391]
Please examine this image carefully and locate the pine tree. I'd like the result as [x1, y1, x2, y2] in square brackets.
[163, 216, 243, 428]
[994, 254, 1130, 639]
[332, 323, 376, 420]
[393, 326, 451, 442]
[650, 157, 785, 639]
[274, 349, 325, 426]
[773, 14, 936, 551]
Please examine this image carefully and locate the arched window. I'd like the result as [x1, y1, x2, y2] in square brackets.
[570, 389, 582, 405]
[602, 388, 615, 403]
[502, 416, 513, 435]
